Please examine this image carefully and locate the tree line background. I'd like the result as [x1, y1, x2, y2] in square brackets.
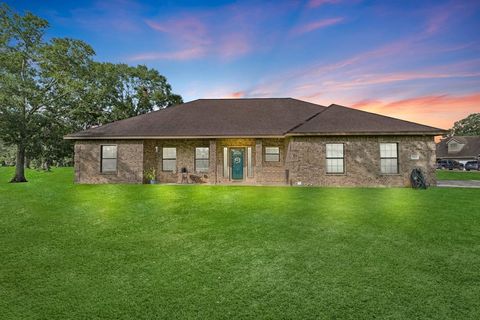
[0, 5, 182, 182]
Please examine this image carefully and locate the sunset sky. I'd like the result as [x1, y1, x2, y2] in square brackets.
[8, 0, 480, 129]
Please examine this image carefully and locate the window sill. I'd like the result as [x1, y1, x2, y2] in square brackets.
[380, 173, 401, 176]
[100, 172, 117, 175]
[326, 173, 346, 176]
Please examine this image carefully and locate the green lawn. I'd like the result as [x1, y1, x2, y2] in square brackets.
[436, 169, 480, 180]
[1, 168, 479, 319]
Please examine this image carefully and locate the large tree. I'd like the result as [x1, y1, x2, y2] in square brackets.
[450, 113, 480, 136]
[0, 4, 94, 182]
[71, 62, 183, 130]
[0, 5, 183, 182]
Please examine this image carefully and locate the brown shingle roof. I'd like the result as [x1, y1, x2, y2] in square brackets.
[65, 99, 446, 139]
[290, 104, 445, 135]
[436, 136, 480, 159]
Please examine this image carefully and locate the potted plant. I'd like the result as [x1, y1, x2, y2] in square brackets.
[144, 168, 157, 184]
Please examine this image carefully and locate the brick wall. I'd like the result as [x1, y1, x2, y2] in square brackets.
[144, 139, 212, 184]
[286, 135, 436, 187]
[75, 135, 437, 186]
[74, 140, 143, 184]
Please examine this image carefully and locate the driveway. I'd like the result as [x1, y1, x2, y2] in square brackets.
[437, 180, 480, 188]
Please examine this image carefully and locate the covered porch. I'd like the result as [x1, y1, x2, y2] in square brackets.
[143, 138, 289, 185]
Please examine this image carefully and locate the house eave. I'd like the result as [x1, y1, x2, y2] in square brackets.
[63, 135, 286, 140]
[64, 131, 446, 140]
[285, 131, 446, 136]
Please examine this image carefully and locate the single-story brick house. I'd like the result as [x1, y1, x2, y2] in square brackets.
[65, 98, 445, 186]
[436, 136, 480, 164]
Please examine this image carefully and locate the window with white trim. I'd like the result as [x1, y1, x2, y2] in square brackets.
[380, 143, 399, 174]
[101, 145, 117, 173]
[326, 143, 344, 173]
[265, 147, 280, 162]
[162, 147, 176, 172]
[195, 147, 209, 172]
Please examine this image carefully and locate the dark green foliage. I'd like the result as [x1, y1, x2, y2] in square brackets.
[0, 4, 94, 181]
[451, 113, 480, 136]
[0, 5, 182, 181]
[72, 62, 183, 129]
[0, 140, 15, 165]
[1, 167, 479, 319]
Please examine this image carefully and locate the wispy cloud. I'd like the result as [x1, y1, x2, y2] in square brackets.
[64, 0, 145, 33]
[128, 2, 296, 62]
[308, 0, 341, 8]
[128, 47, 206, 61]
[292, 17, 344, 35]
[145, 17, 210, 46]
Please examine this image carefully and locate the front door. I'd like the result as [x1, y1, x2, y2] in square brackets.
[231, 149, 244, 180]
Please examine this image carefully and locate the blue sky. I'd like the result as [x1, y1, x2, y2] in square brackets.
[7, 0, 480, 128]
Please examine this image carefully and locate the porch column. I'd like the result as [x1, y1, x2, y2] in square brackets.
[209, 139, 217, 184]
[255, 139, 262, 181]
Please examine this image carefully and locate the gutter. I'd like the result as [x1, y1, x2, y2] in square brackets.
[64, 131, 445, 140]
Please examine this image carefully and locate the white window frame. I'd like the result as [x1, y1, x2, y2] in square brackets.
[380, 143, 399, 174]
[162, 147, 177, 172]
[195, 147, 209, 173]
[101, 145, 117, 173]
[264, 147, 280, 162]
[326, 143, 345, 174]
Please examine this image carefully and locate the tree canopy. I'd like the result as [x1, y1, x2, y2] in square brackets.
[0, 4, 182, 182]
[450, 113, 480, 136]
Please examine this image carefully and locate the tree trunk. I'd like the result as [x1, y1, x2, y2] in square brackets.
[43, 159, 51, 172]
[10, 144, 28, 183]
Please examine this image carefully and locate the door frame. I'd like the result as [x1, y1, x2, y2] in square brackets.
[230, 147, 245, 180]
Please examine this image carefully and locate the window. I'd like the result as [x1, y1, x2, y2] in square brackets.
[265, 147, 280, 162]
[195, 147, 209, 172]
[326, 143, 344, 173]
[380, 143, 399, 174]
[101, 145, 117, 173]
[162, 147, 176, 172]
[448, 141, 463, 153]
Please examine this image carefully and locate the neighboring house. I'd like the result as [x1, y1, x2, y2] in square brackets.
[65, 98, 445, 186]
[436, 136, 480, 164]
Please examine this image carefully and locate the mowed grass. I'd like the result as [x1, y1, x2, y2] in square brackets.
[1, 168, 479, 319]
[436, 169, 480, 180]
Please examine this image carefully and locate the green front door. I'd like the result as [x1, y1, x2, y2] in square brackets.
[231, 149, 244, 180]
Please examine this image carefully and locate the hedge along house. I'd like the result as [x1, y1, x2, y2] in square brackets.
[65, 98, 446, 186]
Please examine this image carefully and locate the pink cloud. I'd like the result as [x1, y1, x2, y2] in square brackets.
[128, 47, 206, 61]
[139, 13, 254, 61]
[292, 17, 344, 35]
[228, 91, 246, 98]
[218, 33, 251, 59]
[308, 0, 341, 8]
[424, 10, 450, 35]
[351, 93, 480, 129]
[145, 17, 210, 46]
